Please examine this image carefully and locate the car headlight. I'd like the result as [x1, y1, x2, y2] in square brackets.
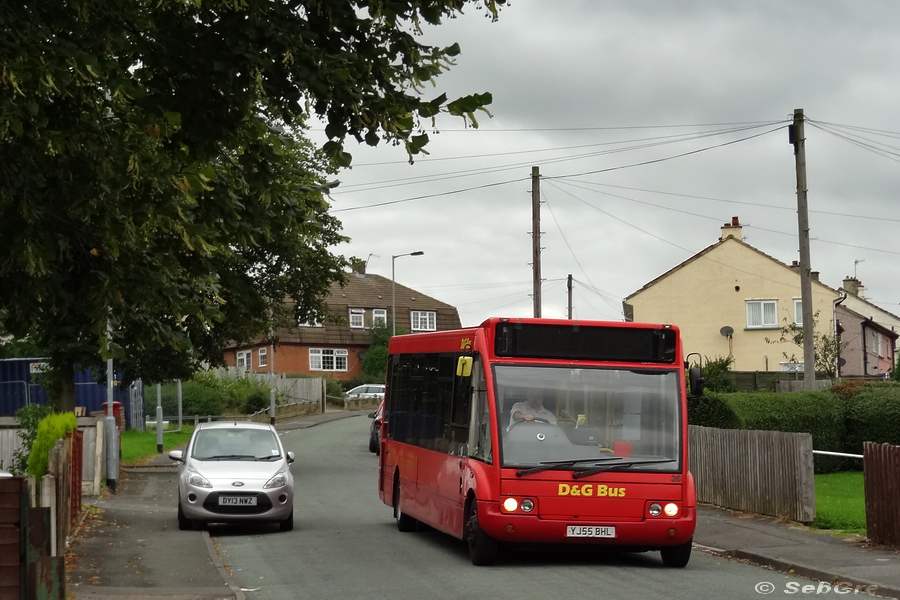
[265, 471, 289, 489]
[187, 472, 211, 488]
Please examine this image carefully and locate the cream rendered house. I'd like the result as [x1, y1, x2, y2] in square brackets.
[623, 218, 840, 372]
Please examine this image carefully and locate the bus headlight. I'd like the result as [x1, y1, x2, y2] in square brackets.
[520, 498, 535, 513]
[648, 502, 662, 517]
[664, 503, 679, 517]
[502, 498, 518, 512]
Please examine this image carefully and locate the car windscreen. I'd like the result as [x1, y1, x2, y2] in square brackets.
[191, 428, 281, 460]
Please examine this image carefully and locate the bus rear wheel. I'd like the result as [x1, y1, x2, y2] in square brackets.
[393, 477, 417, 532]
[660, 539, 692, 568]
[465, 502, 498, 566]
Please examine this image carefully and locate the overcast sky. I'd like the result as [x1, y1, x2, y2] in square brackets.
[313, 1, 900, 328]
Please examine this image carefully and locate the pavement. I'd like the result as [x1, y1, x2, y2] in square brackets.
[66, 410, 900, 600]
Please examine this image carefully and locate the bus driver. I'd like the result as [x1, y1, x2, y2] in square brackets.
[510, 389, 557, 425]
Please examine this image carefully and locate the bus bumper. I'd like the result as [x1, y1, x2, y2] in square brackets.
[478, 503, 696, 548]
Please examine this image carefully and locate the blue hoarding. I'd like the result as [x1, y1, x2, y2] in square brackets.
[0, 358, 130, 425]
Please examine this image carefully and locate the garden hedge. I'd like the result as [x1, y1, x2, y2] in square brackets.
[27, 411, 77, 479]
[687, 381, 900, 473]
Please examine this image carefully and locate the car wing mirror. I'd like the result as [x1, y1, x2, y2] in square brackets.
[168, 450, 184, 462]
[287, 451, 295, 464]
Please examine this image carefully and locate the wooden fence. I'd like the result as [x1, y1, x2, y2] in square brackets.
[863, 442, 900, 547]
[1, 418, 105, 497]
[0, 441, 75, 599]
[688, 425, 816, 522]
[212, 368, 325, 408]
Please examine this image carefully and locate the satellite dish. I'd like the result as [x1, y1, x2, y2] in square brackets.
[719, 326, 734, 337]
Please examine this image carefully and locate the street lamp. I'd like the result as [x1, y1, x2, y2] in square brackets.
[392, 251, 424, 336]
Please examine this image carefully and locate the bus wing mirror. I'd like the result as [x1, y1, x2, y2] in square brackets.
[457, 356, 473, 377]
[688, 367, 705, 397]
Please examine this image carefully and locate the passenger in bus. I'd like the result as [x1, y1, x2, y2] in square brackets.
[509, 389, 557, 425]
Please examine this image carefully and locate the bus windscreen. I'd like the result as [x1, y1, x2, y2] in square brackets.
[494, 322, 677, 363]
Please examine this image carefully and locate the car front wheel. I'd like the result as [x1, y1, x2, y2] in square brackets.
[177, 500, 192, 531]
[280, 508, 294, 532]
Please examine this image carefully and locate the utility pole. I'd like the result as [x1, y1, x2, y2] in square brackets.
[531, 166, 542, 318]
[790, 108, 816, 390]
[105, 319, 118, 494]
[567, 274, 573, 319]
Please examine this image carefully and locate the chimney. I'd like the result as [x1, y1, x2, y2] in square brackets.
[351, 261, 366, 276]
[843, 277, 859, 297]
[719, 216, 742, 241]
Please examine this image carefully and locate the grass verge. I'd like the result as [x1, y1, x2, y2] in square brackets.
[812, 471, 865, 535]
[120, 426, 194, 465]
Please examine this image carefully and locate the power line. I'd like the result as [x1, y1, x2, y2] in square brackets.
[345, 121, 786, 170]
[329, 124, 787, 212]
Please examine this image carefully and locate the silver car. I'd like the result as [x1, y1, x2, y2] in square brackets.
[169, 421, 295, 531]
[346, 383, 385, 400]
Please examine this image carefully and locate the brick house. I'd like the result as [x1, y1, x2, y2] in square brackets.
[223, 264, 461, 380]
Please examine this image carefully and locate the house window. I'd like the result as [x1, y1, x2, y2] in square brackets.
[309, 348, 348, 372]
[870, 331, 884, 357]
[236, 350, 252, 370]
[410, 310, 437, 331]
[373, 309, 387, 327]
[746, 300, 777, 329]
[349, 308, 365, 329]
[794, 299, 803, 326]
[258, 347, 267, 367]
[298, 315, 322, 327]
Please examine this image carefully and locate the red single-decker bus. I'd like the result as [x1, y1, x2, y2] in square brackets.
[377, 317, 700, 566]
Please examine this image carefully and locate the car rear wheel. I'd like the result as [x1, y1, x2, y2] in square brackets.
[177, 500, 192, 531]
[279, 508, 294, 532]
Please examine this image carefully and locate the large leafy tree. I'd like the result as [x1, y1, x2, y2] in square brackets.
[0, 0, 503, 409]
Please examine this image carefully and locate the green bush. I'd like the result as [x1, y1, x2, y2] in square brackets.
[27, 412, 77, 478]
[180, 380, 224, 416]
[700, 356, 738, 393]
[325, 378, 346, 405]
[687, 392, 740, 429]
[10, 403, 54, 475]
[192, 371, 272, 413]
[142, 372, 274, 417]
[726, 390, 846, 473]
[243, 389, 270, 414]
[842, 382, 900, 454]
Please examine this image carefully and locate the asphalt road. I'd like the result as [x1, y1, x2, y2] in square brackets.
[205, 416, 848, 600]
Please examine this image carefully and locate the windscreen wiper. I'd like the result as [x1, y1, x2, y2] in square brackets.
[515, 456, 624, 477]
[255, 454, 282, 461]
[206, 454, 256, 460]
[571, 458, 676, 479]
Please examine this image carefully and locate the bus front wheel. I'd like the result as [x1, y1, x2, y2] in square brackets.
[465, 502, 498, 566]
[393, 476, 417, 532]
[660, 539, 692, 568]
